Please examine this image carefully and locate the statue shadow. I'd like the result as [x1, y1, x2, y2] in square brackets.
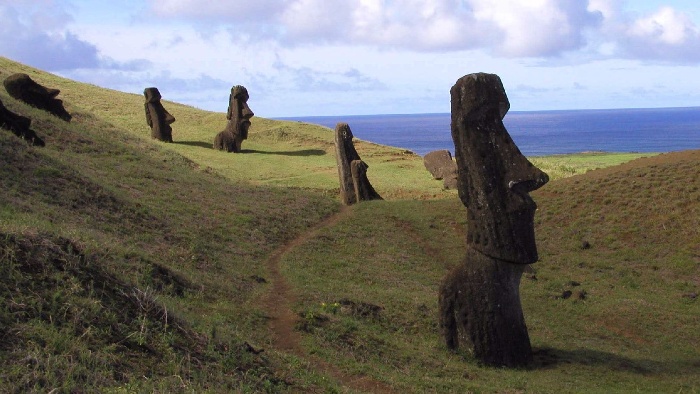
[241, 149, 326, 157]
[530, 347, 698, 374]
[173, 140, 211, 149]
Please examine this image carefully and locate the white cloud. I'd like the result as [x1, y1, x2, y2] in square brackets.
[150, 0, 285, 21]
[141, 0, 700, 63]
[470, 0, 601, 57]
[622, 6, 700, 62]
[145, 0, 601, 55]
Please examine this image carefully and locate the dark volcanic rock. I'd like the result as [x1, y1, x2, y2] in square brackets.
[4, 73, 71, 122]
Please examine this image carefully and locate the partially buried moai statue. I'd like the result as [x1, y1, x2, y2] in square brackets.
[144, 87, 175, 142]
[438, 73, 549, 367]
[3, 73, 71, 122]
[334, 123, 382, 205]
[0, 98, 45, 146]
[214, 85, 254, 152]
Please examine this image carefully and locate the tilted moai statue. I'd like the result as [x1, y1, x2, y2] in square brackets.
[438, 73, 549, 367]
[214, 85, 254, 152]
[423, 149, 459, 189]
[144, 87, 175, 142]
[334, 123, 382, 205]
[0, 98, 45, 146]
[3, 73, 71, 122]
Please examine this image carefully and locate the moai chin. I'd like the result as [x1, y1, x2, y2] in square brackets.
[214, 85, 254, 152]
[144, 87, 175, 142]
[3, 73, 71, 122]
[439, 73, 549, 367]
[334, 123, 382, 205]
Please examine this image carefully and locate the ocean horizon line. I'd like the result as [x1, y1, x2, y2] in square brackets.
[273, 105, 700, 120]
[273, 107, 700, 157]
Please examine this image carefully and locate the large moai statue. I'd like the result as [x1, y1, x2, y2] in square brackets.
[438, 73, 549, 367]
[214, 85, 254, 152]
[3, 73, 71, 122]
[0, 98, 45, 146]
[334, 123, 382, 205]
[144, 87, 175, 142]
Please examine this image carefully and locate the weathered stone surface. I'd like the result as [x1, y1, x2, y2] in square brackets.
[423, 150, 454, 179]
[214, 85, 253, 152]
[144, 87, 175, 142]
[439, 73, 549, 367]
[442, 174, 459, 190]
[334, 123, 382, 205]
[423, 150, 459, 189]
[0, 98, 44, 146]
[3, 73, 71, 122]
[451, 73, 548, 264]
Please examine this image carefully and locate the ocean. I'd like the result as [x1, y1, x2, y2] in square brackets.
[277, 107, 700, 156]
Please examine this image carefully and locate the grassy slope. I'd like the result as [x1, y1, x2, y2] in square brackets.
[284, 151, 699, 392]
[1, 57, 697, 392]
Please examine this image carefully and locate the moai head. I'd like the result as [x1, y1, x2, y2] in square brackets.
[144, 87, 162, 103]
[227, 85, 254, 139]
[3, 73, 71, 122]
[451, 73, 549, 264]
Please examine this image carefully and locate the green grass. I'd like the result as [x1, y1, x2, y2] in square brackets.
[1, 56, 697, 393]
[530, 152, 659, 180]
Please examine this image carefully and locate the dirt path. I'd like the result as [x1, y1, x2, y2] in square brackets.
[262, 205, 395, 393]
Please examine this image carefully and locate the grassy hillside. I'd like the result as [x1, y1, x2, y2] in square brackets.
[1, 57, 697, 392]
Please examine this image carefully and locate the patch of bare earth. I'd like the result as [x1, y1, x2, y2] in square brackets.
[262, 205, 395, 393]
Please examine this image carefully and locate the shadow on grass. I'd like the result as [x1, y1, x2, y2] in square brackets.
[242, 149, 326, 157]
[531, 347, 698, 375]
[174, 140, 212, 149]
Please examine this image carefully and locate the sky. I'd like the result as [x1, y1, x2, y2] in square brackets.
[2, 1, 700, 117]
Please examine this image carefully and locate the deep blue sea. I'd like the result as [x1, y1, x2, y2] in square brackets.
[277, 107, 700, 156]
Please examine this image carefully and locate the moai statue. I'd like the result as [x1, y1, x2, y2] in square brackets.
[3, 73, 71, 122]
[214, 85, 254, 152]
[438, 73, 549, 367]
[334, 123, 382, 205]
[423, 149, 458, 189]
[144, 87, 175, 142]
[0, 98, 45, 146]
